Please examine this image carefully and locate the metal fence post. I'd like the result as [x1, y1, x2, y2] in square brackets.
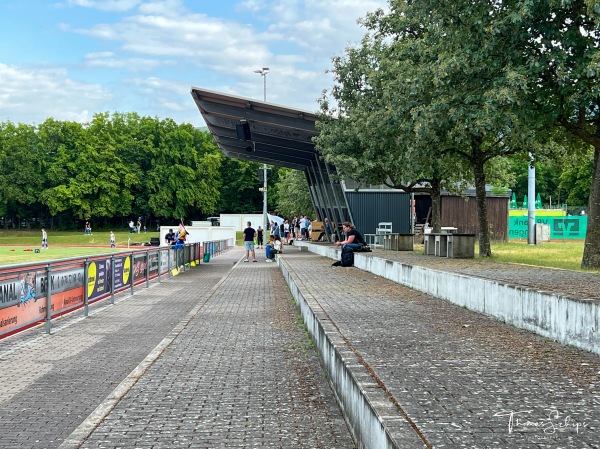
[157, 249, 161, 283]
[45, 263, 52, 334]
[110, 254, 115, 304]
[167, 247, 171, 278]
[145, 250, 150, 288]
[130, 252, 135, 296]
[84, 259, 89, 316]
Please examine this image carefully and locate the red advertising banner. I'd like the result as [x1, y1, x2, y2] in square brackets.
[0, 267, 85, 337]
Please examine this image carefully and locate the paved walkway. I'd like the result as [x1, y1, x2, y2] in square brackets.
[0, 244, 598, 448]
[0, 247, 353, 449]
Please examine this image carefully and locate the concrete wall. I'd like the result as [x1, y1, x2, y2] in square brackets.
[219, 214, 264, 232]
[158, 226, 236, 247]
[297, 241, 600, 356]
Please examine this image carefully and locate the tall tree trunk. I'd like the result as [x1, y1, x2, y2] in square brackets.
[472, 144, 492, 257]
[430, 177, 442, 233]
[582, 146, 600, 269]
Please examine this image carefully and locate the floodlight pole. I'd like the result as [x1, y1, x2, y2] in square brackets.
[255, 67, 270, 247]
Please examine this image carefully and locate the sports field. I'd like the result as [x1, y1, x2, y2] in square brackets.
[0, 230, 160, 265]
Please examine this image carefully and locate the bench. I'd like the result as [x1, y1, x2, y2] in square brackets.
[423, 233, 437, 255]
[383, 233, 414, 251]
[424, 233, 475, 258]
[446, 234, 476, 258]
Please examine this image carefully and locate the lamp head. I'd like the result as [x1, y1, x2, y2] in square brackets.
[254, 67, 270, 75]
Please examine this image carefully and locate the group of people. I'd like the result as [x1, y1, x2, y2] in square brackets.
[129, 219, 143, 234]
[262, 214, 327, 244]
[164, 227, 187, 246]
[242, 218, 363, 265]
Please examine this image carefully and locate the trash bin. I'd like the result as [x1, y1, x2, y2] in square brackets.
[203, 252, 210, 263]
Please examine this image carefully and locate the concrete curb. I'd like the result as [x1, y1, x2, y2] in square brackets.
[278, 257, 429, 449]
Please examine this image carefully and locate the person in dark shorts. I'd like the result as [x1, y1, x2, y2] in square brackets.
[257, 226, 264, 249]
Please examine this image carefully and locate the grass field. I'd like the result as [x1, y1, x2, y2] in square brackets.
[481, 241, 588, 271]
[0, 230, 160, 265]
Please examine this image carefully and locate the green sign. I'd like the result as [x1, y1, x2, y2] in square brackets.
[509, 216, 587, 239]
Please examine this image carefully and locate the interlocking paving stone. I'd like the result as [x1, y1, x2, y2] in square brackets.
[0, 247, 354, 449]
[282, 250, 600, 448]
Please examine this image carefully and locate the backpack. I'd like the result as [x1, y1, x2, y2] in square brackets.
[340, 245, 355, 267]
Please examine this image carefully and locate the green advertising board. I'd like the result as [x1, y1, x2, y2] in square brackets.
[508, 216, 587, 239]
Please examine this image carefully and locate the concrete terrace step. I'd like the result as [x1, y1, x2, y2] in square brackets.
[278, 248, 600, 449]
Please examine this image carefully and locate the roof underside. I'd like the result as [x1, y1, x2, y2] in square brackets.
[191, 88, 320, 170]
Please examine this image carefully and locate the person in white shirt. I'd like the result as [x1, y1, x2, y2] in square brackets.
[299, 215, 307, 240]
[41, 229, 48, 249]
[283, 219, 290, 244]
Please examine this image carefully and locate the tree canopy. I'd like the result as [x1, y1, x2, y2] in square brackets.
[0, 113, 272, 230]
[317, 0, 600, 266]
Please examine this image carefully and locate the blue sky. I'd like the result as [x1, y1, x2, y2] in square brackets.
[0, 0, 388, 127]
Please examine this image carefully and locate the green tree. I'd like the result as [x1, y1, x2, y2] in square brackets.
[316, 30, 471, 234]
[559, 149, 594, 207]
[319, 1, 540, 255]
[274, 169, 314, 218]
[0, 121, 45, 227]
[216, 158, 267, 214]
[39, 114, 137, 222]
[517, 0, 600, 268]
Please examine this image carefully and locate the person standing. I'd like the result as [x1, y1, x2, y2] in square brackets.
[299, 215, 306, 240]
[110, 231, 116, 248]
[283, 219, 290, 244]
[41, 228, 48, 249]
[257, 226, 264, 249]
[294, 216, 300, 240]
[243, 221, 257, 262]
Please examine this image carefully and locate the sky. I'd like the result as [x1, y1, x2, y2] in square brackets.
[0, 0, 388, 128]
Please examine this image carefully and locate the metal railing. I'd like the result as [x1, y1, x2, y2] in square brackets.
[0, 241, 230, 339]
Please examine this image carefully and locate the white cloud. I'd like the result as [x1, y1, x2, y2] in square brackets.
[84, 52, 167, 71]
[0, 63, 112, 124]
[237, 0, 266, 13]
[2, 0, 388, 124]
[62, 0, 142, 12]
[138, 0, 186, 16]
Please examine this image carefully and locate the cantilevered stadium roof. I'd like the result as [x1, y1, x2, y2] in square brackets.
[191, 88, 320, 170]
[191, 87, 354, 237]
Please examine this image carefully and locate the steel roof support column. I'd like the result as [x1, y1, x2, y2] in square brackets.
[324, 161, 352, 241]
[314, 158, 337, 231]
